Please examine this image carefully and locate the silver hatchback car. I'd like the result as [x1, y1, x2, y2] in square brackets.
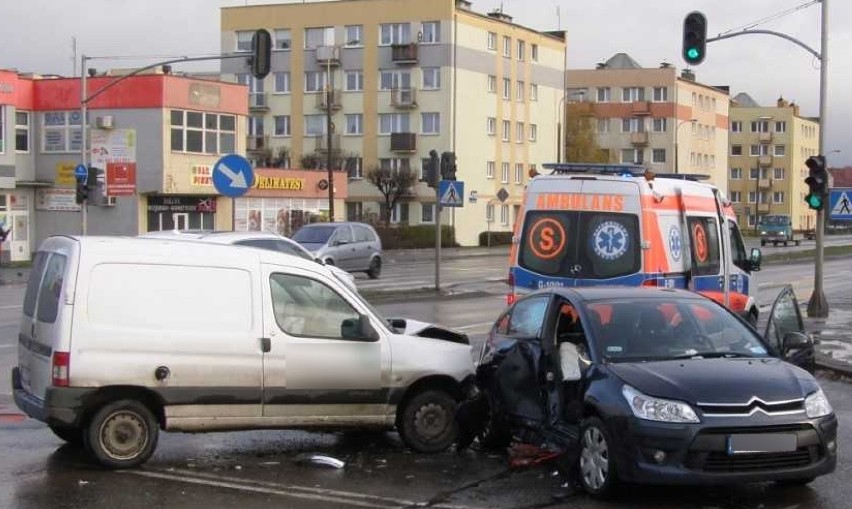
[292, 222, 383, 278]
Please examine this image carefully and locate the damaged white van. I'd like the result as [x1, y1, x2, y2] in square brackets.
[13, 236, 474, 468]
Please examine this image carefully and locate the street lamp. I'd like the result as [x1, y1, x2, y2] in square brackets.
[673, 118, 698, 174]
[324, 39, 359, 223]
[558, 89, 586, 163]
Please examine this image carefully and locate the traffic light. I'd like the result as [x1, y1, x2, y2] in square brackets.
[440, 152, 457, 181]
[250, 29, 272, 80]
[427, 149, 440, 188]
[75, 180, 89, 204]
[682, 11, 707, 65]
[804, 155, 828, 211]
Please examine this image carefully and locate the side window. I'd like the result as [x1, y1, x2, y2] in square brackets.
[687, 217, 720, 276]
[507, 295, 550, 339]
[269, 273, 361, 339]
[36, 254, 67, 324]
[334, 226, 353, 244]
[354, 226, 371, 243]
[274, 241, 312, 260]
[235, 239, 275, 250]
[23, 251, 48, 318]
[729, 221, 748, 271]
[493, 310, 511, 336]
[766, 288, 803, 352]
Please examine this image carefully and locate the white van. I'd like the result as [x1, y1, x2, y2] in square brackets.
[13, 236, 474, 468]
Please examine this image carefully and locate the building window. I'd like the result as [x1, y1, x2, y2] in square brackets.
[304, 27, 334, 49]
[652, 149, 666, 163]
[502, 120, 510, 142]
[421, 112, 440, 135]
[421, 21, 440, 43]
[773, 192, 785, 204]
[345, 114, 363, 135]
[42, 111, 84, 153]
[516, 81, 525, 102]
[750, 144, 770, 156]
[421, 203, 435, 223]
[487, 31, 497, 50]
[502, 78, 511, 100]
[529, 124, 538, 142]
[378, 113, 410, 134]
[730, 191, 742, 203]
[622, 87, 644, 102]
[501, 204, 509, 225]
[748, 191, 758, 203]
[514, 163, 523, 184]
[304, 114, 326, 136]
[501, 162, 509, 183]
[774, 145, 786, 156]
[380, 23, 411, 45]
[304, 71, 329, 92]
[517, 40, 525, 61]
[487, 75, 497, 93]
[749, 168, 760, 180]
[652, 118, 667, 132]
[486, 161, 495, 179]
[236, 30, 253, 52]
[596, 87, 610, 102]
[597, 118, 610, 133]
[487, 117, 496, 136]
[530, 83, 538, 101]
[274, 29, 291, 50]
[731, 144, 742, 156]
[344, 156, 363, 179]
[731, 120, 742, 132]
[15, 111, 30, 153]
[379, 158, 411, 175]
[273, 115, 291, 136]
[621, 148, 643, 164]
[345, 25, 363, 46]
[486, 203, 495, 222]
[345, 70, 364, 91]
[170, 110, 236, 154]
[622, 118, 644, 133]
[503, 36, 511, 57]
[531, 43, 539, 61]
[380, 69, 411, 90]
[515, 122, 524, 143]
[774, 167, 785, 180]
[775, 121, 787, 133]
[751, 120, 769, 133]
[652, 87, 668, 102]
[730, 167, 742, 179]
[273, 72, 290, 93]
[422, 67, 441, 89]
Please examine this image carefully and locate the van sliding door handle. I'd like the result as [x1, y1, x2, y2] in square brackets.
[260, 337, 271, 353]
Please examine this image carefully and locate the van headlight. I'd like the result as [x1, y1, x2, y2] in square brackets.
[622, 385, 700, 423]
[805, 389, 833, 418]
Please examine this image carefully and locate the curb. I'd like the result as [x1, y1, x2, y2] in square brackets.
[816, 353, 852, 378]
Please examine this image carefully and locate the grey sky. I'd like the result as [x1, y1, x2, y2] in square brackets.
[1, 0, 848, 165]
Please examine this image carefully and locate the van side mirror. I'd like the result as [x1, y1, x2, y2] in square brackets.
[782, 331, 811, 357]
[341, 314, 380, 341]
[749, 248, 762, 272]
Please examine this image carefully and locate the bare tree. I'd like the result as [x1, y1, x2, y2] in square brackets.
[564, 101, 611, 163]
[365, 165, 417, 226]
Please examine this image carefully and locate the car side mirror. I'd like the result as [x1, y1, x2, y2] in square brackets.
[749, 247, 762, 272]
[341, 314, 380, 341]
[782, 331, 811, 357]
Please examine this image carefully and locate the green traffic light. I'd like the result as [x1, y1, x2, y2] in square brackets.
[805, 193, 824, 210]
[687, 48, 700, 60]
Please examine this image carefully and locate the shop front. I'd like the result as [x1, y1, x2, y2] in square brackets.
[146, 195, 219, 231]
[234, 169, 348, 236]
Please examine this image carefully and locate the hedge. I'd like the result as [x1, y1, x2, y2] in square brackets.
[375, 225, 458, 249]
[478, 231, 513, 246]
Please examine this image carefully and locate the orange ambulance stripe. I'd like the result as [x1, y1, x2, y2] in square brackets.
[641, 209, 669, 273]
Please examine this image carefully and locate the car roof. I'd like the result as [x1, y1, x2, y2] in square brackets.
[139, 230, 299, 244]
[546, 286, 706, 303]
[298, 222, 375, 229]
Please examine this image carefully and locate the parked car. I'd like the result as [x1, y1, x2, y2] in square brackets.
[138, 230, 357, 291]
[292, 222, 382, 279]
[463, 286, 836, 497]
[13, 236, 474, 468]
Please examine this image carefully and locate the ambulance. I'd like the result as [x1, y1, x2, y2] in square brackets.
[508, 163, 763, 324]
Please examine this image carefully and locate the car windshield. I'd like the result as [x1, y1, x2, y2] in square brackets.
[760, 216, 788, 226]
[293, 225, 336, 243]
[582, 298, 770, 363]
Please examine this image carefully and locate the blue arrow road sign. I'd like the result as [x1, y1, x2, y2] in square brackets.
[74, 164, 89, 182]
[829, 188, 852, 220]
[213, 154, 255, 198]
[439, 180, 464, 208]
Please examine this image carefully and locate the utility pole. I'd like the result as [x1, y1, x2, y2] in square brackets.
[325, 57, 335, 222]
[80, 54, 89, 235]
[808, 0, 829, 317]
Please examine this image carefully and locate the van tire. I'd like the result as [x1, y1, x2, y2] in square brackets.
[49, 424, 84, 446]
[398, 389, 458, 453]
[84, 399, 159, 469]
[367, 257, 382, 279]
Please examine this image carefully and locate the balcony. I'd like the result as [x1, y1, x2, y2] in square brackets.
[759, 155, 773, 167]
[316, 45, 341, 66]
[390, 87, 418, 109]
[631, 101, 651, 115]
[246, 135, 268, 152]
[391, 43, 419, 65]
[315, 134, 342, 153]
[630, 132, 649, 146]
[759, 132, 773, 143]
[249, 92, 269, 112]
[316, 90, 342, 111]
[758, 178, 771, 189]
[390, 132, 417, 153]
[757, 203, 771, 213]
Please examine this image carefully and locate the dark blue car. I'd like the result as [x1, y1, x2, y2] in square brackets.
[470, 286, 837, 497]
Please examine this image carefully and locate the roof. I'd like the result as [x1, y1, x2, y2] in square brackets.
[731, 93, 761, 108]
[603, 53, 643, 69]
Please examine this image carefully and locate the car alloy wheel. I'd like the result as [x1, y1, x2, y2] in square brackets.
[579, 417, 617, 496]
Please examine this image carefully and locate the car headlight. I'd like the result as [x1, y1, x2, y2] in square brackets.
[805, 389, 833, 418]
[761, 231, 768, 235]
[622, 385, 700, 423]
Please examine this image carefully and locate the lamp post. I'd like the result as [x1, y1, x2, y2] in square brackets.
[324, 39, 359, 223]
[673, 118, 697, 174]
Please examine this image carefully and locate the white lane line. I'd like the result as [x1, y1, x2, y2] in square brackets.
[0, 305, 22, 310]
[0, 344, 16, 350]
[454, 321, 494, 331]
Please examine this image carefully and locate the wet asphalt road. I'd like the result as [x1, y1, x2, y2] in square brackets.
[2, 257, 852, 509]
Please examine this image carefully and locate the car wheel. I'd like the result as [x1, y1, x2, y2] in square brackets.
[579, 417, 618, 497]
[84, 399, 159, 469]
[776, 477, 816, 487]
[398, 390, 458, 453]
[367, 257, 382, 279]
[325, 258, 335, 266]
[49, 424, 84, 446]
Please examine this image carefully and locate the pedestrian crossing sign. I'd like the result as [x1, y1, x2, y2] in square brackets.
[439, 180, 464, 208]
[829, 188, 852, 220]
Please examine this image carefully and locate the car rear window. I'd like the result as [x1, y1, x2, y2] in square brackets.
[23, 251, 48, 318]
[36, 254, 67, 324]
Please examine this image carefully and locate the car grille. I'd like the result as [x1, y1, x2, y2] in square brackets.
[686, 425, 822, 473]
[697, 398, 805, 417]
[701, 448, 815, 472]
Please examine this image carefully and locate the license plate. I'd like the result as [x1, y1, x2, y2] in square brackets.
[727, 433, 797, 455]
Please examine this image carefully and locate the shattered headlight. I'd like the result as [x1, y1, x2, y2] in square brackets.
[805, 388, 833, 418]
[622, 385, 700, 423]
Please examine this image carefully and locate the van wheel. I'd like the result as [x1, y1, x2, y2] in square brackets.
[398, 390, 458, 453]
[49, 424, 83, 446]
[367, 257, 382, 279]
[579, 417, 619, 497]
[84, 399, 159, 469]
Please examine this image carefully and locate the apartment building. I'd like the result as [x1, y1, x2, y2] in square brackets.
[0, 68, 247, 260]
[566, 54, 730, 192]
[727, 93, 819, 232]
[221, 0, 566, 246]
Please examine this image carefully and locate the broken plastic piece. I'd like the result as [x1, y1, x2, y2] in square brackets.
[294, 453, 345, 469]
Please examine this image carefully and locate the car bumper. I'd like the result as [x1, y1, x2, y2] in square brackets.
[610, 414, 838, 485]
[12, 367, 90, 427]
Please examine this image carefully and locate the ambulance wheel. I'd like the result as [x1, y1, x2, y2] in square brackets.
[760, 240, 766, 247]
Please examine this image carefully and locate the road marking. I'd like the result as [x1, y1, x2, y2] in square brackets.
[454, 321, 494, 331]
[0, 344, 16, 350]
[0, 304, 22, 310]
[126, 469, 479, 509]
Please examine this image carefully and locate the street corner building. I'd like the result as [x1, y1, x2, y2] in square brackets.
[0, 67, 249, 262]
[220, 0, 567, 246]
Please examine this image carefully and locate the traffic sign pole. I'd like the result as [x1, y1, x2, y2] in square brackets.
[435, 191, 441, 292]
[808, 0, 829, 318]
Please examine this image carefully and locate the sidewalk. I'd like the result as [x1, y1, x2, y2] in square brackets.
[804, 298, 852, 377]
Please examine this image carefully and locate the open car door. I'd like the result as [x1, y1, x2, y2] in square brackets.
[763, 285, 815, 373]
